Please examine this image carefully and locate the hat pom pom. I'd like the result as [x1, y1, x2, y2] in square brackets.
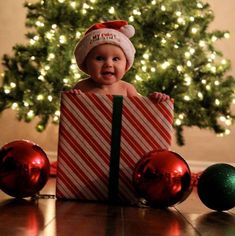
[120, 24, 135, 38]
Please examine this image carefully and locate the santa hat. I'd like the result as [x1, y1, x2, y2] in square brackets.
[74, 20, 136, 74]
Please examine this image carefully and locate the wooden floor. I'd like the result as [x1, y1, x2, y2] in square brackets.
[0, 177, 234, 236]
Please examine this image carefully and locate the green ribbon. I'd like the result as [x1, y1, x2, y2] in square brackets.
[108, 95, 123, 203]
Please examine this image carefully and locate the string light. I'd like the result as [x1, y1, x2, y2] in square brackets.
[133, 9, 141, 15]
[161, 61, 170, 69]
[184, 95, 190, 101]
[76, 31, 81, 39]
[211, 35, 217, 42]
[191, 27, 198, 34]
[129, 16, 134, 22]
[70, 1, 76, 8]
[184, 74, 192, 85]
[198, 92, 203, 99]
[4, 87, 10, 94]
[215, 99, 220, 105]
[24, 101, 29, 107]
[38, 75, 45, 81]
[10, 82, 16, 88]
[11, 103, 18, 110]
[143, 53, 150, 60]
[142, 65, 147, 72]
[37, 94, 44, 101]
[186, 60, 192, 67]
[30, 39, 36, 45]
[48, 95, 53, 102]
[189, 16, 195, 22]
[135, 75, 143, 81]
[197, 2, 203, 8]
[52, 24, 57, 29]
[35, 21, 44, 27]
[177, 65, 183, 72]
[161, 5, 166, 11]
[27, 110, 34, 119]
[47, 53, 55, 61]
[224, 32, 230, 39]
[221, 59, 227, 65]
[175, 118, 182, 126]
[199, 40, 206, 47]
[59, 35, 66, 44]
[109, 7, 115, 14]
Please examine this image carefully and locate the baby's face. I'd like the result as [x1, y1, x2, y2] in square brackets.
[85, 44, 127, 86]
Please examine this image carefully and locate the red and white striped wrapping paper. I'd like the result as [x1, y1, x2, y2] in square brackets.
[56, 92, 174, 203]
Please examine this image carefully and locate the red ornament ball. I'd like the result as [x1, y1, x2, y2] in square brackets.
[0, 140, 50, 198]
[133, 150, 192, 208]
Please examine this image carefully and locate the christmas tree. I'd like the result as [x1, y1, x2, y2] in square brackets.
[1, 0, 234, 145]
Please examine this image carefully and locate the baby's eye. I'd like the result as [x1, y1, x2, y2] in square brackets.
[96, 56, 104, 61]
[113, 57, 120, 61]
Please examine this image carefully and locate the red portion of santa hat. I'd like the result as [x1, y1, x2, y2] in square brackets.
[85, 20, 128, 35]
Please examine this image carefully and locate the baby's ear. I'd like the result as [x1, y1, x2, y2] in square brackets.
[125, 63, 130, 72]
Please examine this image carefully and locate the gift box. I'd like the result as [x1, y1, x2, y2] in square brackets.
[56, 92, 174, 204]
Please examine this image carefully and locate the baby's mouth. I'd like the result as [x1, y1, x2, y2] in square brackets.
[102, 71, 114, 76]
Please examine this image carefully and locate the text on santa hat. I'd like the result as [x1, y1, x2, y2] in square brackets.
[90, 33, 120, 44]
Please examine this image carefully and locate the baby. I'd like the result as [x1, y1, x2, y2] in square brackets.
[73, 20, 168, 101]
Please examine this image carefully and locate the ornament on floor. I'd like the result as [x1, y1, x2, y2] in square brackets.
[197, 163, 235, 211]
[133, 149, 192, 208]
[0, 140, 50, 198]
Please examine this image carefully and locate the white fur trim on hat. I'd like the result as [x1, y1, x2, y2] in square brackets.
[74, 23, 136, 74]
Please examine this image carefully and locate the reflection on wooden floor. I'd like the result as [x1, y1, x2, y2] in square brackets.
[0, 178, 234, 236]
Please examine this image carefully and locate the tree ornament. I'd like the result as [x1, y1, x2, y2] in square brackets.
[197, 163, 235, 211]
[133, 150, 192, 208]
[0, 140, 50, 198]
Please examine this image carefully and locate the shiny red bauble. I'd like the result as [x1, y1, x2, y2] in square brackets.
[0, 140, 50, 198]
[133, 150, 192, 208]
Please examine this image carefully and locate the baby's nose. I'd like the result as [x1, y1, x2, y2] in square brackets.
[104, 59, 113, 67]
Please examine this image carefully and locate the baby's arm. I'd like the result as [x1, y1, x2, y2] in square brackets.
[126, 83, 139, 96]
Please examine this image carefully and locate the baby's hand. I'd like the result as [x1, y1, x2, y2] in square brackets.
[148, 92, 170, 103]
[69, 89, 83, 95]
